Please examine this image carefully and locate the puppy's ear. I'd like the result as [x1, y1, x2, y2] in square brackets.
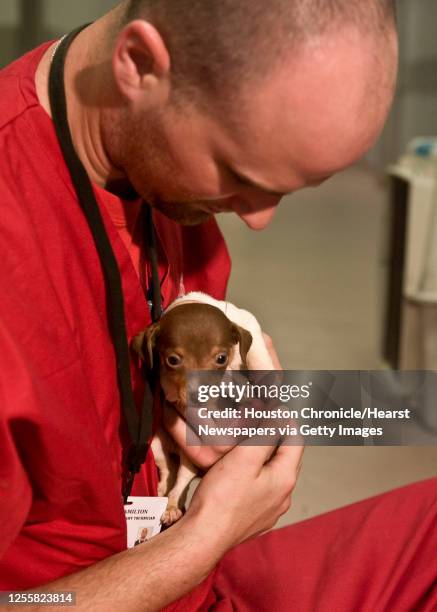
[232, 324, 253, 367]
[132, 331, 146, 361]
[132, 324, 160, 368]
[145, 323, 161, 368]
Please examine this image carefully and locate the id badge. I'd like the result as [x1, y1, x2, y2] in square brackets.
[124, 496, 168, 548]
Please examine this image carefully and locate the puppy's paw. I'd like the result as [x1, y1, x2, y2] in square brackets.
[161, 503, 183, 527]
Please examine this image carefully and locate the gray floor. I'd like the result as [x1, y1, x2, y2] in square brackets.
[217, 163, 437, 525]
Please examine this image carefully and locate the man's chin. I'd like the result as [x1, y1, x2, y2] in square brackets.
[150, 199, 214, 226]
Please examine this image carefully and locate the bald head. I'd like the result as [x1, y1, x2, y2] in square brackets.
[123, 0, 397, 107]
[89, 1, 399, 229]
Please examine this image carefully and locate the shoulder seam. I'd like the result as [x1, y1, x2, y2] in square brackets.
[0, 73, 39, 132]
[0, 101, 40, 133]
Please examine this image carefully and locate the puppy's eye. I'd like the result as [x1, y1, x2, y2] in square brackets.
[166, 354, 183, 368]
[215, 353, 228, 366]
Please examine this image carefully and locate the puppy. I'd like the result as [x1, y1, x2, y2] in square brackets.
[133, 291, 275, 525]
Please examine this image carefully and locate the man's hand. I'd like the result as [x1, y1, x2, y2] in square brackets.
[187, 441, 304, 549]
[25, 439, 303, 612]
[262, 332, 282, 369]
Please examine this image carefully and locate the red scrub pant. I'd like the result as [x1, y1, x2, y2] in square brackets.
[168, 478, 437, 611]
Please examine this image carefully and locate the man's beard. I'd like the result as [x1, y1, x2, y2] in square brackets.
[117, 165, 216, 226]
[105, 175, 214, 226]
[113, 117, 216, 226]
[147, 196, 215, 226]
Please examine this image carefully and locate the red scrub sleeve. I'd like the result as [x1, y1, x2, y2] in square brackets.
[0, 323, 33, 559]
[210, 477, 437, 611]
[164, 478, 437, 611]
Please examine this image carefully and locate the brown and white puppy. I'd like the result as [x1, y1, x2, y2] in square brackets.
[133, 292, 275, 526]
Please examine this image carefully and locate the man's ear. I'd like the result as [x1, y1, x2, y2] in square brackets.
[113, 20, 171, 103]
[232, 324, 253, 367]
[132, 323, 160, 368]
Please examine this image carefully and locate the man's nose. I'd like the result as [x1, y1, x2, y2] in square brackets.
[232, 195, 282, 230]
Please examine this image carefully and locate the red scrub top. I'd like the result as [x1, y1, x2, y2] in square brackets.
[0, 41, 230, 589]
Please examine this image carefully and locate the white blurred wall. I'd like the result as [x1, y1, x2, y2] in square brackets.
[0, 1, 21, 65]
[0, 2, 19, 25]
[368, 0, 437, 168]
[0, 0, 118, 67]
[400, 0, 437, 148]
[43, 0, 118, 33]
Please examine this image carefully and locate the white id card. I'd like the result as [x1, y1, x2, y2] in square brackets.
[124, 496, 168, 548]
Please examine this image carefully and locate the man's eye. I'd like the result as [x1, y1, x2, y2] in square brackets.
[166, 354, 183, 367]
[215, 353, 228, 366]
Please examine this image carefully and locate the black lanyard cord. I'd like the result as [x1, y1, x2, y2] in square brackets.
[145, 206, 163, 324]
[49, 25, 160, 502]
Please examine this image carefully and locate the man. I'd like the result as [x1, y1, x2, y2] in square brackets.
[134, 528, 150, 546]
[0, 0, 435, 610]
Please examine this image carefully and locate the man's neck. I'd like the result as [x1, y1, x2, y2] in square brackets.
[34, 11, 126, 191]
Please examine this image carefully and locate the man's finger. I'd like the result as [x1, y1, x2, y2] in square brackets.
[164, 409, 235, 468]
[266, 444, 304, 482]
[262, 332, 282, 369]
[222, 440, 284, 475]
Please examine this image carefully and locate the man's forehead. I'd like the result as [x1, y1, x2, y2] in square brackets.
[212, 28, 397, 188]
